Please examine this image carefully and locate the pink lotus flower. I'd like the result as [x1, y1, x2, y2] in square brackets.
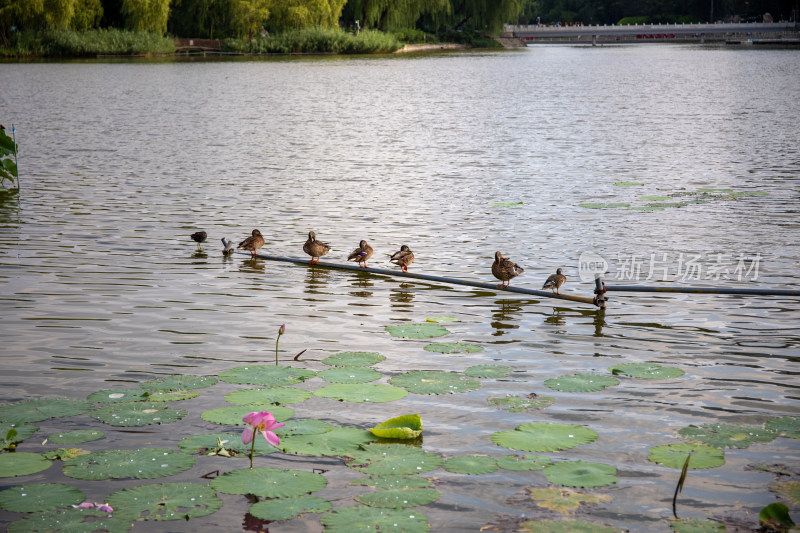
[75, 502, 94, 509]
[242, 411, 284, 447]
[97, 504, 113, 513]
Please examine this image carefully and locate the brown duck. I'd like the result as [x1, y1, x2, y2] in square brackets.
[542, 268, 567, 294]
[492, 251, 525, 288]
[237, 229, 265, 256]
[303, 231, 331, 264]
[347, 240, 374, 268]
[389, 245, 414, 273]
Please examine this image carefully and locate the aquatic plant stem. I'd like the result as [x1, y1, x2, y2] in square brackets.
[672, 452, 692, 519]
[11, 125, 18, 191]
[275, 324, 284, 366]
[249, 437, 255, 469]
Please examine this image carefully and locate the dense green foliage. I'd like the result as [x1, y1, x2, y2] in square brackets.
[224, 26, 401, 53]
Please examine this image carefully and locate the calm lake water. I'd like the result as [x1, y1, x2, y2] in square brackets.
[1, 44, 799, 532]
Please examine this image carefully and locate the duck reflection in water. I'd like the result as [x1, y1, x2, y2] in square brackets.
[491, 298, 525, 335]
[350, 271, 374, 298]
[239, 256, 265, 274]
[544, 307, 567, 327]
[304, 265, 331, 295]
[390, 283, 415, 310]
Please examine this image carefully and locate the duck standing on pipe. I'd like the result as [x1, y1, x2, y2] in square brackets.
[389, 245, 414, 273]
[347, 240, 374, 268]
[238, 229, 265, 256]
[542, 268, 567, 294]
[492, 251, 525, 288]
[303, 231, 331, 264]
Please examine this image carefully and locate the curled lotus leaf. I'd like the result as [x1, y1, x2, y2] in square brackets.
[543, 460, 618, 488]
[0, 398, 93, 423]
[0, 453, 51, 477]
[423, 342, 484, 354]
[385, 323, 450, 339]
[765, 416, 800, 439]
[371, 414, 423, 439]
[0, 483, 85, 513]
[140, 374, 217, 391]
[224, 387, 312, 405]
[464, 365, 513, 378]
[62, 448, 196, 480]
[669, 518, 726, 532]
[491, 422, 598, 452]
[1, 422, 38, 443]
[544, 373, 619, 393]
[7, 507, 132, 533]
[498, 454, 553, 471]
[609, 363, 684, 379]
[48, 430, 104, 445]
[320, 505, 429, 533]
[249, 496, 332, 521]
[210, 467, 327, 498]
[527, 486, 612, 515]
[519, 518, 623, 532]
[648, 443, 725, 469]
[87, 389, 149, 403]
[489, 394, 555, 412]
[321, 351, 386, 367]
[346, 443, 442, 475]
[357, 487, 441, 508]
[314, 383, 408, 403]
[442, 455, 499, 475]
[91, 402, 186, 427]
[317, 367, 382, 384]
[678, 423, 778, 449]
[219, 365, 315, 386]
[279, 427, 375, 456]
[389, 370, 480, 395]
[108, 482, 222, 521]
[200, 404, 293, 425]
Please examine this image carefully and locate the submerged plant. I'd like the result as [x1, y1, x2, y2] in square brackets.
[242, 411, 285, 469]
[0, 125, 18, 190]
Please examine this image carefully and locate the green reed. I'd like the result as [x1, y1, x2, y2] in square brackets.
[225, 28, 402, 55]
[1, 29, 175, 57]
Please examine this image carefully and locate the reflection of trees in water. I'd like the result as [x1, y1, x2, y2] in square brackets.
[0, 191, 20, 226]
[304, 266, 331, 294]
[390, 283, 415, 310]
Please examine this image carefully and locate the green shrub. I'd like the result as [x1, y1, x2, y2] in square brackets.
[224, 27, 401, 55]
[0, 29, 175, 57]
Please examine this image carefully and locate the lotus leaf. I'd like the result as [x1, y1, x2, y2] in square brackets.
[544, 373, 619, 393]
[491, 422, 598, 452]
[614, 181, 644, 186]
[608, 363, 684, 379]
[423, 342, 484, 354]
[639, 195, 672, 201]
[219, 365, 316, 386]
[628, 206, 665, 211]
[140, 374, 218, 391]
[357, 487, 442, 508]
[279, 427, 375, 456]
[201, 404, 293, 425]
[0, 483, 84, 512]
[0, 452, 51, 477]
[108, 482, 222, 521]
[346, 443, 442, 475]
[385, 323, 450, 339]
[497, 454, 553, 471]
[178, 432, 277, 456]
[320, 506, 429, 533]
[697, 188, 733, 193]
[314, 383, 408, 403]
[371, 414, 423, 439]
[489, 201, 524, 207]
[87, 389, 150, 403]
[765, 416, 800, 439]
[0, 398, 93, 423]
[579, 202, 630, 209]
[224, 387, 312, 405]
[771, 480, 800, 505]
[249, 495, 332, 521]
[147, 390, 199, 402]
[210, 467, 327, 498]
[389, 370, 480, 395]
[669, 518, 726, 532]
[351, 476, 433, 490]
[759, 503, 795, 531]
[730, 190, 768, 197]
[648, 201, 689, 208]
[318, 367, 382, 384]
[91, 401, 187, 427]
[527, 487, 612, 515]
[647, 443, 725, 469]
[464, 365, 513, 378]
[7, 507, 132, 533]
[276, 419, 334, 436]
[1, 422, 38, 442]
[519, 518, 622, 532]
[425, 316, 458, 322]
[62, 448, 195, 480]
[678, 423, 777, 449]
[489, 394, 555, 412]
[322, 351, 386, 367]
[543, 460, 618, 488]
[443, 455, 498, 474]
[42, 447, 90, 461]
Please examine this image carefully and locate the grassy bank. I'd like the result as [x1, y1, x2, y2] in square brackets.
[1, 29, 176, 57]
[224, 28, 402, 54]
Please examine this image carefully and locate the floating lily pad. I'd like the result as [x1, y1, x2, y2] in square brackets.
[357, 487, 441, 509]
[648, 443, 725, 469]
[464, 365, 513, 378]
[0, 398, 93, 423]
[371, 414, 423, 439]
[318, 367, 382, 384]
[91, 402, 187, 427]
[544, 461, 618, 488]
[0, 453, 51, 477]
[730, 190, 768, 197]
[489, 394, 556, 412]
[489, 201, 524, 207]
[210, 467, 327, 498]
[321, 506, 429, 533]
[201, 404, 293, 425]
[0, 483, 84, 513]
[614, 181, 644, 186]
[224, 387, 312, 405]
[7, 507, 132, 533]
[491, 422, 598, 452]
[772, 480, 800, 505]
[322, 351, 386, 367]
[1, 422, 38, 443]
[108, 482, 222, 521]
[389, 370, 480, 395]
[140, 374, 218, 391]
[385, 323, 450, 339]
[87, 389, 150, 403]
[249, 495, 332, 521]
[42, 448, 90, 461]
[647, 201, 688, 208]
[527, 486, 612, 515]
[443, 455, 498, 474]
[147, 390, 199, 402]
[628, 206, 665, 211]
[609, 363, 684, 379]
[498, 454, 553, 471]
[579, 202, 630, 209]
[346, 443, 442, 475]
[765, 416, 800, 439]
[678, 423, 778, 449]
[276, 419, 334, 436]
[62, 448, 196, 480]
[423, 342, 483, 354]
[219, 365, 316, 386]
[314, 383, 408, 403]
[639, 195, 672, 201]
[670, 519, 725, 532]
[697, 188, 733, 194]
[519, 518, 622, 532]
[280, 427, 375, 456]
[178, 432, 277, 456]
[426, 316, 458, 324]
[544, 373, 619, 393]
[351, 476, 433, 490]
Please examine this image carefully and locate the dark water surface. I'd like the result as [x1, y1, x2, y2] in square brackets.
[1, 45, 799, 532]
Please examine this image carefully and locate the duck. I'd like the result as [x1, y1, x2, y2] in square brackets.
[190, 231, 207, 250]
[492, 251, 525, 288]
[303, 231, 331, 264]
[389, 245, 414, 273]
[221, 237, 235, 256]
[347, 240, 374, 268]
[237, 229, 265, 256]
[542, 268, 567, 294]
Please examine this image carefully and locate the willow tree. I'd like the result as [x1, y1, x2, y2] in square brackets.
[344, 0, 451, 31]
[230, 0, 269, 38]
[267, 0, 347, 30]
[71, 0, 103, 30]
[121, 0, 171, 34]
[453, 0, 525, 31]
